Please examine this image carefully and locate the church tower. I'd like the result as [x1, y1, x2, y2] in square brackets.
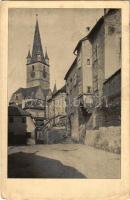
[26, 17, 50, 90]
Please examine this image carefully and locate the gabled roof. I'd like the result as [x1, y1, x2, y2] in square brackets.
[64, 58, 77, 80]
[73, 36, 88, 54]
[8, 105, 31, 116]
[53, 85, 66, 97]
[48, 85, 66, 102]
[104, 68, 121, 85]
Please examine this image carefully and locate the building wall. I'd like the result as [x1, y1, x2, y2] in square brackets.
[77, 40, 93, 141]
[8, 115, 35, 145]
[66, 61, 79, 140]
[103, 69, 121, 126]
[8, 116, 27, 136]
[47, 92, 66, 126]
[81, 40, 92, 94]
[91, 24, 105, 103]
[104, 9, 121, 79]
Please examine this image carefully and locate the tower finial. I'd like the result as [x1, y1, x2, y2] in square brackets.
[36, 13, 38, 19]
[45, 46, 49, 60]
[53, 81, 57, 94]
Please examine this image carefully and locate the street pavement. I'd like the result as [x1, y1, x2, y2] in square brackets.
[8, 143, 121, 179]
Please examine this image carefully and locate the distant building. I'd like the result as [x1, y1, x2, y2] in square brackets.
[47, 85, 66, 127]
[8, 105, 35, 145]
[10, 18, 52, 122]
[65, 58, 79, 141]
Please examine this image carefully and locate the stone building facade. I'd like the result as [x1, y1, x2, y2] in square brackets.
[103, 68, 121, 126]
[65, 36, 93, 142]
[65, 58, 79, 141]
[65, 9, 121, 142]
[8, 104, 35, 145]
[47, 85, 66, 127]
[10, 18, 52, 122]
[87, 9, 121, 128]
[73, 37, 93, 142]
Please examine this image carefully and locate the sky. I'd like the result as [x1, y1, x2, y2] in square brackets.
[8, 8, 104, 101]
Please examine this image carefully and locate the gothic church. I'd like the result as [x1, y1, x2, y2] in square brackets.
[10, 18, 52, 120]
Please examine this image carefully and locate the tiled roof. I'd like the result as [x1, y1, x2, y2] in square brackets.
[13, 86, 51, 99]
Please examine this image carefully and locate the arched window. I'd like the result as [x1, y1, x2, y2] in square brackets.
[43, 67, 47, 78]
[32, 65, 34, 71]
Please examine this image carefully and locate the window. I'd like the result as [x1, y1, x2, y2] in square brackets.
[87, 59, 90, 65]
[32, 65, 34, 71]
[87, 86, 91, 93]
[15, 95, 18, 100]
[22, 117, 26, 123]
[108, 26, 115, 35]
[43, 67, 47, 78]
[9, 117, 14, 123]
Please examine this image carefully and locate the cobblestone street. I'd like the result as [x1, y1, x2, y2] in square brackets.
[8, 143, 121, 179]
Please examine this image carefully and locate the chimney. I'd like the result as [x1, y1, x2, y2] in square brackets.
[104, 9, 110, 15]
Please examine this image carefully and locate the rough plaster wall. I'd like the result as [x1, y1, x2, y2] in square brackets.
[104, 10, 121, 79]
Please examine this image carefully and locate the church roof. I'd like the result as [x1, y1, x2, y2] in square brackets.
[31, 19, 45, 64]
[13, 86, 51, 99]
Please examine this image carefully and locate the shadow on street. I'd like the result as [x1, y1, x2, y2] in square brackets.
[8, 151, 86, 178]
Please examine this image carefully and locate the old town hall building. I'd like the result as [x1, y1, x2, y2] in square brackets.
[10, 18, 52, 121]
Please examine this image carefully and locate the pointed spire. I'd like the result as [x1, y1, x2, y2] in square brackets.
[53, 81, 57, 94]
[31, 15, 45, 63]
[27, 49, 31, 58]
[45, 47, 49, 60]
[26, 49, 32, 64]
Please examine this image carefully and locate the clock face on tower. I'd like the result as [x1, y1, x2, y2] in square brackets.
[31, 71, 35, 78]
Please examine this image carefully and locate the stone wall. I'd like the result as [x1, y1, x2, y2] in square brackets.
[85, 126, 121, 154]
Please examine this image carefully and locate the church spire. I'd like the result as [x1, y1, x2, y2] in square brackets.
[31, 16, 45, 63]
[26, 49, 31, 64]
[53, 82, 57, 94]
[45, 47, 49, 60]
[45, 47, 49, 65]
